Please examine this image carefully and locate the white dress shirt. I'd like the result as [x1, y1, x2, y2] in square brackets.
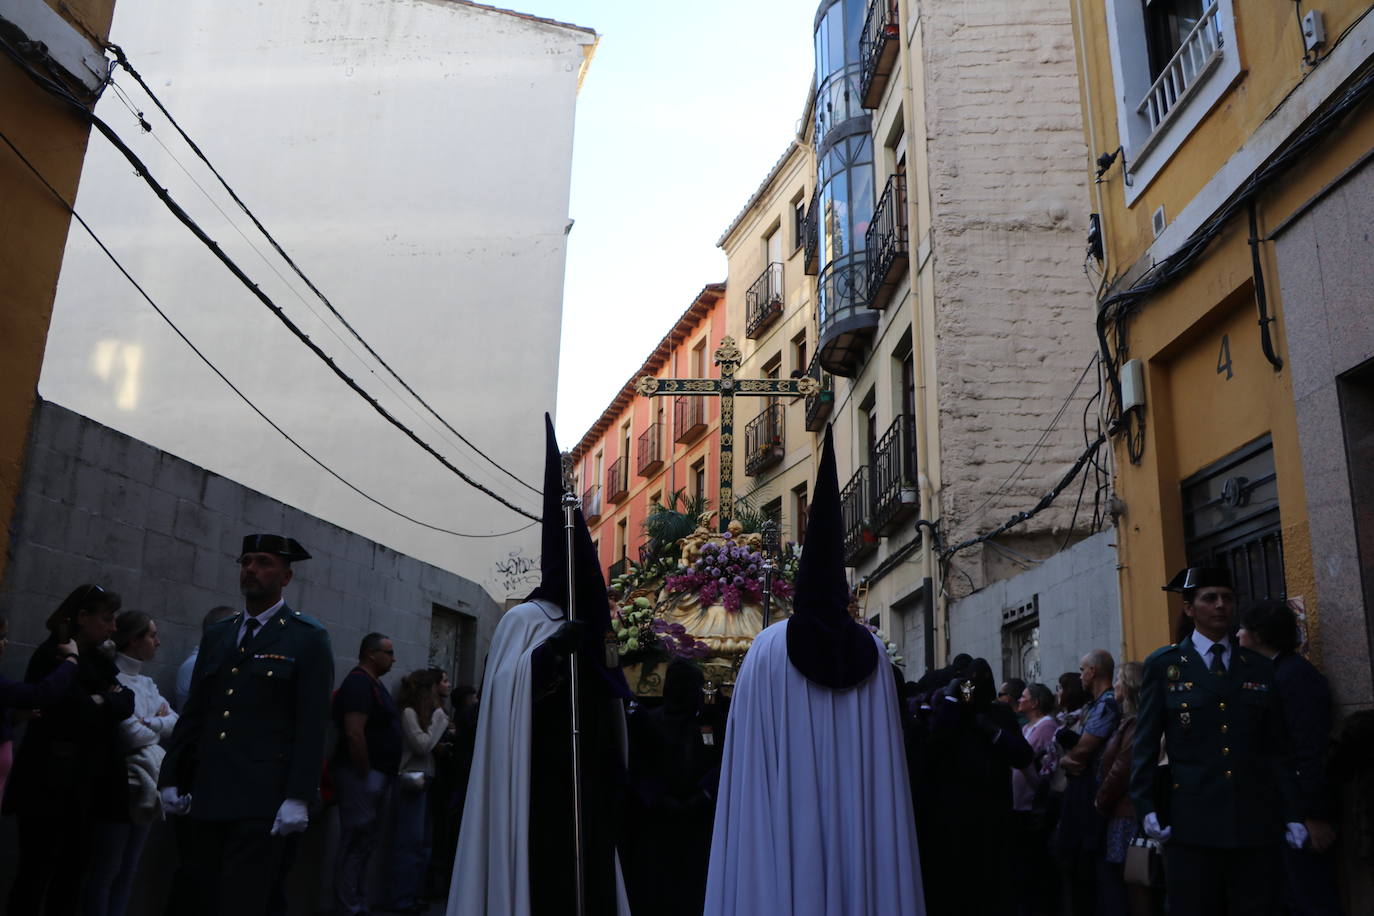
[1190, 629, 1233, 671]
[236, 598, 285, 647]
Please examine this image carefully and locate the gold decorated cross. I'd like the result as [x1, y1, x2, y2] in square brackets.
[634, 336, 819, 531]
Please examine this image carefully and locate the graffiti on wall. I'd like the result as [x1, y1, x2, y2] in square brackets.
[494, 549, 541, 594]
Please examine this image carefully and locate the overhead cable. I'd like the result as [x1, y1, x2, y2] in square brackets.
[0, 126, 535, 539]
[0, 35, 540, 522]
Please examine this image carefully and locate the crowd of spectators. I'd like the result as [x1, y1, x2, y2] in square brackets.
[0, 581, 478, 916]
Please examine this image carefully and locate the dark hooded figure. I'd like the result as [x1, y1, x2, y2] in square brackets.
[624, 659, 720, 915]
[448, 415, 631, 916]
[703, 427, 926, 916]
[920, 656, 1034, 914]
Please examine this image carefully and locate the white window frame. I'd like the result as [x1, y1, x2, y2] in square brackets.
[1103, 0, 1242, 204]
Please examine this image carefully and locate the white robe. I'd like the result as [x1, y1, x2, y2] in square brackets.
[447, 600, 631, 916]
[703, 621, 926, 916]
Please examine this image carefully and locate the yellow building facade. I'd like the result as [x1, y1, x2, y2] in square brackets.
[1069, 0, 1374, 716]
[0, 0, 117, 584]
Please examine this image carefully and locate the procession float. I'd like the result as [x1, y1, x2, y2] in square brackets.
[607, 493, 900, 698]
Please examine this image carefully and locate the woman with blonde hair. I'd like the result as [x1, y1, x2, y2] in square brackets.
[385, 668, 450, 913]
[1095, 661, 1147, 915]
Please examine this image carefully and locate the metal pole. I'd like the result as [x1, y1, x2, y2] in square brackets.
[561, 490, 586, 916]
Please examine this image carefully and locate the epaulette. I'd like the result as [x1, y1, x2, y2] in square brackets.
[285, 609, 326, 630]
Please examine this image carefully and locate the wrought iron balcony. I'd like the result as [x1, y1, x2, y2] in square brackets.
[606, 457, 629, 505]
[674, 395, 708, 444]
[744, 403, 786, 477]
[803, 196, 819, 276]
[841, 465, 878, 565]
[608, 557, 630, 581]
[745, 262, 785, 339]
[873, 415, 919, 535]
[865, 173, 908, 311]
[636, 423, 664, 477]
[859, 0, 900, 109]
[582, 484, 602, 522]
[817, 252, 878, 377]
[803, 353, 834, 431]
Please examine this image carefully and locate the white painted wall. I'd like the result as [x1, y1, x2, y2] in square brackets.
[39, 0, 596, 599]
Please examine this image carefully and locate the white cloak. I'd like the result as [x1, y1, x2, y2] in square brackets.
[447, 599, 631, 916]
[703, 621, 926, 916]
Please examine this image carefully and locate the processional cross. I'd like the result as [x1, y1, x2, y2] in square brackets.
[634, 336, 819, 532]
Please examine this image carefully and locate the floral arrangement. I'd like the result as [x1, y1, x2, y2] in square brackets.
[861, 620, 904, 667]
[663, 532, 794, 613]
[612, 596, 711, 662]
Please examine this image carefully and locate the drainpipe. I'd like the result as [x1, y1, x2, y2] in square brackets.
[895, 0, 944, 667]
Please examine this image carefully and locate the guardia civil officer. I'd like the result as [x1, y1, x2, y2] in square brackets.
[159, 534, 334, 914]
[1130, 567, 1305, 915]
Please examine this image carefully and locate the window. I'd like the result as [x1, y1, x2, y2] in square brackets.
[765, 224, 783, 269]
[793, 483, 809, 544]
[793, 332, 808, 378]
[1102, 0, 1239, 200]
[792, 193, 807, 251]
[691, 458, 707, 501]
[1001, 596, 1041, 684]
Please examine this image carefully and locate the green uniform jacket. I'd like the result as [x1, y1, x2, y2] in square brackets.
[160, 605, 333, 821]
[1130, 638, 1299, 847]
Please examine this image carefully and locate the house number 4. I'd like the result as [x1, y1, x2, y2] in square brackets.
[1217, 334, 1233, 380]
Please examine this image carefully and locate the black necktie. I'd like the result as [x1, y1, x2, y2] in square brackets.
[1209, 643, 1226, 676]
[239, 618, 260, 650]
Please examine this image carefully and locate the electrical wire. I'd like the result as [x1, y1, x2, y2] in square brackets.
[100, 73, 535, 507]
[0, 126, 536, 539]
[0, 34, 541, 522]
[101, 44, 541, 497]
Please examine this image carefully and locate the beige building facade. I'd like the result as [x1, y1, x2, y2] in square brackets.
[717, 0, 1120, 680]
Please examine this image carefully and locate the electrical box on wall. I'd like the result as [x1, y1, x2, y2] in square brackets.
[1302, 10, 1326, 53]
[1120, 358, 1145, 412]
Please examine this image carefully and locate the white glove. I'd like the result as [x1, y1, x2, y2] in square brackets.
[270, 798, 309, 836]
[159, 787, 191, 817]
[1142, 812, 1172, 843]
[1285, 822, 1309, 850]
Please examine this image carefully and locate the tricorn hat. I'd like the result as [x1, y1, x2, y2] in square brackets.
[785, 426, 879, 689]
[1162, 566, 1232, 593]
[526, 414, 631, 698]
[240, 534, 311, 563]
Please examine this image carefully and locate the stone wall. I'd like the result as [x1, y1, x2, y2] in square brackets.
[0, 400, 504, 913]
[920, 0, 1103, 588]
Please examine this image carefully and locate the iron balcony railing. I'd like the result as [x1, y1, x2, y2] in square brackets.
[803, 196, 819, 276]
[865, 173, 909, 311]
[859, 0, 900, 109]
[803, 353, 834, 431]
[608, 557, 630, 581]
[814, 63, 864, 149]
[674, 395, 708, 443]
[582, 484, 602, 522]
[636, 423, 664, 477]
[872, 415, 919, 535]
[606, 457, 629, 504]
[745, 262, 785, 339]
[841, 465, 877, 565]
[817, 252, 877, 377]
[1137, 2, 1222, 137]
[744, 403, 786, 477]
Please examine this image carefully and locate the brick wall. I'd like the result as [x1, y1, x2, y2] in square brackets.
[920, 0, 1103, 587]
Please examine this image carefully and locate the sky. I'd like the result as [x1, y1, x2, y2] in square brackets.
[535, 1, 817, 445]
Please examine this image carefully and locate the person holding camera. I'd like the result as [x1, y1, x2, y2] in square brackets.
[4, 584, 132, 916]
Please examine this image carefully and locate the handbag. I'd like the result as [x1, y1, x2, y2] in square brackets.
[398, 770, 427, 793]
[1123, 831, 1164, 888]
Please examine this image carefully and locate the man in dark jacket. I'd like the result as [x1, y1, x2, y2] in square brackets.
[1239, 599, 1342, 915]
[1131, 567, 1305, 916]
[159, 534, 333, 914]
